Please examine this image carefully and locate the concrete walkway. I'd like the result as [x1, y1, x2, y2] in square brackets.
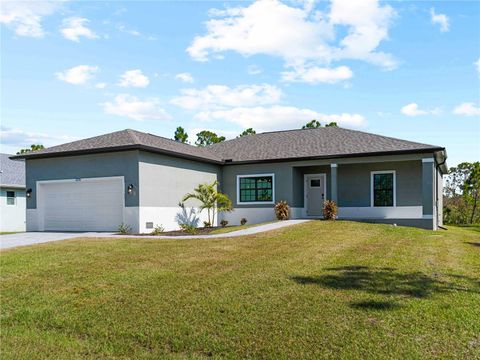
[1, 220, 310, 250]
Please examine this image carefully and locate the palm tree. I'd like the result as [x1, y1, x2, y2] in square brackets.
[181, 181, 232, 226]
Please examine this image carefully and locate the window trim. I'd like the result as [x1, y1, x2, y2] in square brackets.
[6, 190, 16, 206]
[370, 170, 396, 207]
[236, 173, 275, 205]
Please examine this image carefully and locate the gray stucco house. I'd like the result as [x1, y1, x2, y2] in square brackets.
[12, 127, 447, 232]
[0, 153, 26, 232]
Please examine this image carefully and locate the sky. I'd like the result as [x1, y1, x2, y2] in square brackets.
[1, 0, 479, 167]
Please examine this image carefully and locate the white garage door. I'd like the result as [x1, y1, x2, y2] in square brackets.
[39, 177, 124, 231]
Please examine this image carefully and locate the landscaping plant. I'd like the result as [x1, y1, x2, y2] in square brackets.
[118, 223, 132, 235]
[323, 200, 338, 220]
[240, 218, 247, 226]
[182, 181, 232, 226]
[220, 219, 228, 228]
[179, 223, 198, 235]
[274, 200, 290, 220]
[151, 224, 164, 235]
[203, 221, 211, 228]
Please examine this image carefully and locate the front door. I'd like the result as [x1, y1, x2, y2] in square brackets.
[305, 174, 325, 217]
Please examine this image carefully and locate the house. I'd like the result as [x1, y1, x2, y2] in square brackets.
[11, 127, 447, 232]
[0, 153, 26, 232]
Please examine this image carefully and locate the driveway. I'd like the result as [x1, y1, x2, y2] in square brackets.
[1, 220, 310, 250]
[0, 232, 113, 250]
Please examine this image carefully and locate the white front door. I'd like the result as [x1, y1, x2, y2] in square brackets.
[305, 174, 326, 217]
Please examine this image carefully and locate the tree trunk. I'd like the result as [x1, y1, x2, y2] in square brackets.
[470, 192, 478, 224]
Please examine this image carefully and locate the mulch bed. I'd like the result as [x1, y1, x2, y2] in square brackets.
[118, 226, 226, 237]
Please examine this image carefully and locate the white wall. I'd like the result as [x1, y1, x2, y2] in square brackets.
[0, 188, 26, 232]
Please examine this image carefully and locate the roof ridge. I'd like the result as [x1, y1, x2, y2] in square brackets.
[335, 127, 441, 148]
[125, 129, 142, 144]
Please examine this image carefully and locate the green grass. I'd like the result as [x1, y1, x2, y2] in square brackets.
[0, 232, 22, 235]
[1, 221, 479, 359]
[209, 220, 278, 234]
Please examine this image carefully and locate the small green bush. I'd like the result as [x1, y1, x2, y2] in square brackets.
[240, 218, 247, 226]
[274, 200, 290, 220]
[180, 223, 198, 235]
[118, 223, 132, 235]
[151, 224, 164, 235]
[220, 219, 228, 228]
[203, 221, 211, 228]
[323, 200, 338, 220]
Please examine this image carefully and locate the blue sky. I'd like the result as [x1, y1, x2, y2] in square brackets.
[1, 0, 479, 166]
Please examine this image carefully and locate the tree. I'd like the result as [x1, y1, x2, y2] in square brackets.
[181, 180, 232, 226]
[174, 126, 189, 143]
[463, 162, 480, 224]
[325, 122, 338, 127]
[17, 144, 44, 155]
[444, 162, 480, 224]
[238, 128, 256, 137]
[302, 120, 321, 129]
[195, 130, 225, 147]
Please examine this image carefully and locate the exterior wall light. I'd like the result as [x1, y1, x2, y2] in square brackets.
[127, 184, 135, 194]
[26, 188, 32, 198]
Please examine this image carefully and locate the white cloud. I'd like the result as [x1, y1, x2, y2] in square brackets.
[116, 24, 140, 36]
[0, 126, 77, 149]
[175, 73, 194, 83]
[117, 69, 150, 88]
[475, 58, 480, 77]
[60, 17, 98, 42]
[187, 0, 397, 79]
[282, 65, 353, 84]
[55, 65, 98, 85]
[95, 82, 107, 89]
[401, 103, 440, 117]
[430, 8, 449, 33]
[102, 94, 171, 121]
[171, 84, 283, 110]
[0, 0, 62, 38]
[453, 102, 480, 116]
[247, 65, 262, 75]
[194, 106, 366, 131]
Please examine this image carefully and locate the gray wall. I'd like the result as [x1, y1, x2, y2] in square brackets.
[221, 158, 425, 209]
[138, 151, 222, 207]
[26, 151, 140, 209]
[337, 160, 422, 207]
[221, 162, 295, 208]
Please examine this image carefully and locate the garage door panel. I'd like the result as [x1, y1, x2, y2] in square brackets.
[40, 178, 124, 231]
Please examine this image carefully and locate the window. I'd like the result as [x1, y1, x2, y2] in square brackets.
[371, 171, 395, 207]
[238, 175, 274, 203]
[310, 179, 321, 187]
[6, 191, 15, 205]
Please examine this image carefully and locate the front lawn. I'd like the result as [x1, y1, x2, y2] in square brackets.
[1, 221, 479, 358]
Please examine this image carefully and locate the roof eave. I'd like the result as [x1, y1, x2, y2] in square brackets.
[10, 144, 223, 165]
[222, 147, 445, 165]
[0, 184, 26, 189]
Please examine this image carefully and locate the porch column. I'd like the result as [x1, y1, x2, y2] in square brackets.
[330, 163, 338, 203]
[422, 158, 434, 220]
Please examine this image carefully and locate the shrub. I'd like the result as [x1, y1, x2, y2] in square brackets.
[151, 224, 164, 235]
[240, 218, 247, 226]
[180, 223, 197, 235]
[274, 200, 290, 220]
[203, 221, 211, 228]
[323, 200, 338, 220]
[118, 223, 132, 235]
[220, 219, 228, 228]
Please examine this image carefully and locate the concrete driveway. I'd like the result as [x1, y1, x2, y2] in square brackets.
[1, 220, 311, 250]
[0, 232, 113, 250]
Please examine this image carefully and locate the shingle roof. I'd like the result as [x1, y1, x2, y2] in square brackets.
[11, 127, 443, 164]
[206, 127, 443, 163]
[0, 153, 25, 187]
[11, 129, 223, 163]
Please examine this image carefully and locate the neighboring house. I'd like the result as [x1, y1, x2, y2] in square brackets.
[0, 153, 26, 232]
[12, 127, 447, 232]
